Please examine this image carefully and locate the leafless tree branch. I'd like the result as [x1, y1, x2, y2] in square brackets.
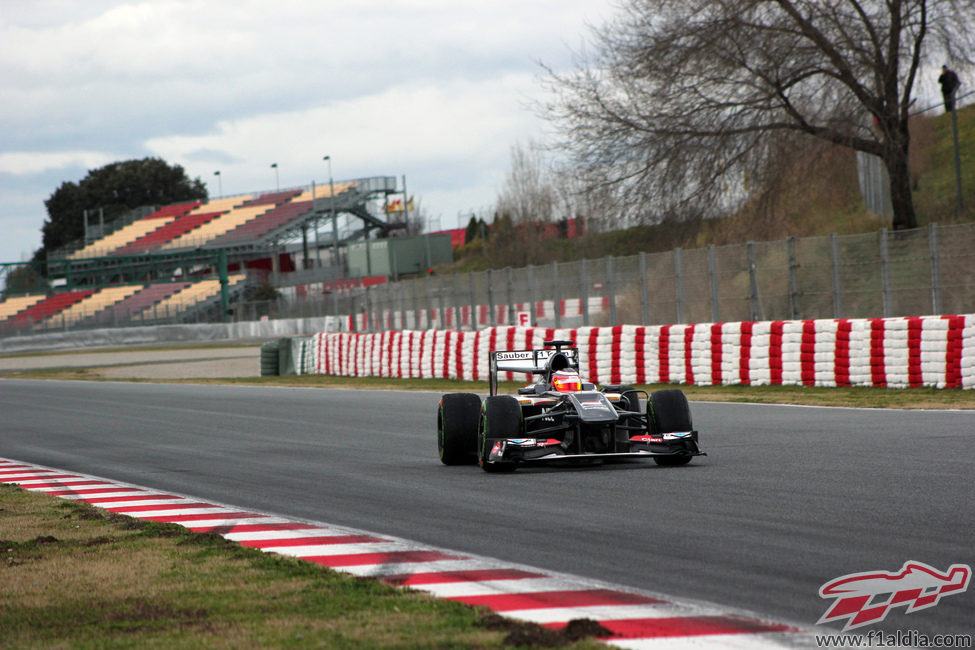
[540, 0, 974, 229]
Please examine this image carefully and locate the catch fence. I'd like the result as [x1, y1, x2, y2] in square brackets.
[245, 223, 975, 331]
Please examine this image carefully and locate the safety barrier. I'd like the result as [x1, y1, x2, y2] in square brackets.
[303, 314, 975, 389]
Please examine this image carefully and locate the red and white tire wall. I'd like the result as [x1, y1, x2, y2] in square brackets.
[308, 314, 975, 389]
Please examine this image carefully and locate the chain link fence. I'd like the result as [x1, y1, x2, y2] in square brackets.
[5, 223, 973, 336]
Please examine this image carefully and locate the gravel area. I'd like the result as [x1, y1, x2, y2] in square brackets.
[0, 345, 262, 379]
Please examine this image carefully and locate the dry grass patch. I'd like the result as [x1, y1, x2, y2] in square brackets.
[0, 484, 607, 649]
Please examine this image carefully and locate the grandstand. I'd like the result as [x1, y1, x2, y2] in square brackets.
[69, 201, 201, 259]
[0, 176, 403, 336]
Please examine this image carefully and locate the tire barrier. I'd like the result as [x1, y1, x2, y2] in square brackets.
[259, 340, 280, 376]
[306, 314, 975, 389]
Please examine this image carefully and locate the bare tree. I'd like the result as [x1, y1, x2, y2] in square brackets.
[496, 141, 557, 225]
[541, 0, 974, 230]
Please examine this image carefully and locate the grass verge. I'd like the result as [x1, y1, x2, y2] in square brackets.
[0, 483, 606, 649]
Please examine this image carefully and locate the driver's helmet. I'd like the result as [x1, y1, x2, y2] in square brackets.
[551, 369, 582, 392]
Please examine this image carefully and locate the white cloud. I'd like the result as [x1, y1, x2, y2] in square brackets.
[0, 151, 117, 176]
[0, 0, 614, 262]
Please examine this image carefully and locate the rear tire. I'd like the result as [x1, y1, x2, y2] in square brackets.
[649, 389, 694, 466]
[478, 395, 520, 473]
[438, 393, 481, 465]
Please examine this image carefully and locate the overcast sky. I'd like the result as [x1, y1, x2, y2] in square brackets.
[0, 0, 614, 262]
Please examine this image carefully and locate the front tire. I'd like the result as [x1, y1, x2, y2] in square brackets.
[438, 393, 481, 465]
[478, 395, 521, 473]
[649, 389, 694, 466]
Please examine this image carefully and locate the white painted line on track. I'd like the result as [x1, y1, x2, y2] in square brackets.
[340, 559, 499, 577]
[417, 577, 599, 599]
[224, 529, 378, 542]
[256, 542, 406, 558]
[502, 604, 727, 624]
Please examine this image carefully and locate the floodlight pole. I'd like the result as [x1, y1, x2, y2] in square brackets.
[213, 170, 222, 199]
[271, 163, 279, 191]
[323, 156, 339, 267]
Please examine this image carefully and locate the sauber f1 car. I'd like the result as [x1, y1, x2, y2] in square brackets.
[437, 340, 705, 472]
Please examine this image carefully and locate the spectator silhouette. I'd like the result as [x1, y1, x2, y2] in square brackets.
[938, 65, 960, 113]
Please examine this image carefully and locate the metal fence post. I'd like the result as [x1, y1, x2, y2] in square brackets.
[506, 267, 515, 326]
[787, 236, 800, 319]
[708, 244, 719, 322]
[674, 247, 684, 324]
[412, 277, 420, 329]
[424, 274, 434, 329]
[527, 264, 536, 327]
[365, 286, 372, 332]
[580, 258, 589, 327]
[468, 270, 477, 330]
[639, 252, 649, 325]
[606, 255, 617, 326]
[929, 223, 942, 315]
[451, 273, 461, 330]
[830, 233, 842, 318]
[487, 269, 495, 327]
[879, 228, 891, 317]
[747, 242, 760, 321]
[438, 274, 446, 330]
[552, 261, 561, 329]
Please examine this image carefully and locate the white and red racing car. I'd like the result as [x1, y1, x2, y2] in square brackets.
[437, 340, 705, 472]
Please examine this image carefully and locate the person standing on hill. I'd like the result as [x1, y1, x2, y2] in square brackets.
[938, 65, 961, 113]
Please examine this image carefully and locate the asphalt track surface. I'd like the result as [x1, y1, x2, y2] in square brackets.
[2, 378, 973, 639]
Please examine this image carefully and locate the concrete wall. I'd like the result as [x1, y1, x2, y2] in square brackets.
[0, 317, 337, 355]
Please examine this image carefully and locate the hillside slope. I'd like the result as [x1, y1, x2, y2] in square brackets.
[450, 104, 974, 271]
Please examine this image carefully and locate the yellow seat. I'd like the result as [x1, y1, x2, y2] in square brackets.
[70, 217, 177, 259]
[0, 294, 46, 321]
[162, 205, 269, 250]
[133, 275, 245, 321]
[40, 285, 143, 329]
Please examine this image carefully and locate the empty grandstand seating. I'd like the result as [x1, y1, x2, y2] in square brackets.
[241, 189, 301, 207]
[152, 201, 203, 218]
[0, 276, 248, 334]
[0, 294, 45, 321]
[40, 285, 144, 330]
[188, 195, 250, 216]
[112, 212, 224, 255]
[74, 283, 195, 328]
[158, 191, 306, 250]
[133, 274, 246, 322]
[294, 181, 357, 202]
[161, 205, 273, 250]
[209, 200, 314, 245]
[7, 290, 95, 328]
[69, 201, 200, 259]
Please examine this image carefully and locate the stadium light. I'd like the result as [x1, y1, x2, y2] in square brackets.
[213, 170, 222, 199]
[323, 156, 338, 263]
[270, 163, 279, 191]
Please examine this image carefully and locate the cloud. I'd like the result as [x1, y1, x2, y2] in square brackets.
[144, 72, 542, 210]
[0, 0, 613, 262]
[0, 151, 118, 176]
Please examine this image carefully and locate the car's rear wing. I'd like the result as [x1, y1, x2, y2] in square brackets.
[488, 346, 579, 396]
